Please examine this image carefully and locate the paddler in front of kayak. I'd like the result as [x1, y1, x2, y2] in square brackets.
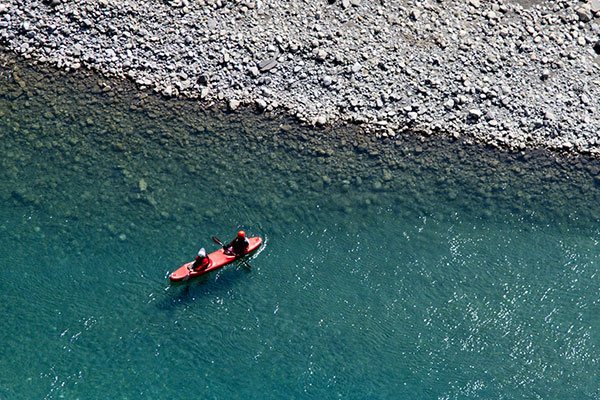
[224, 231, 250, 257]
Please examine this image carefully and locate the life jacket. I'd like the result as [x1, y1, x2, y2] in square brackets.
[231, 237, 250, 255]
[192, 255, 210, 270]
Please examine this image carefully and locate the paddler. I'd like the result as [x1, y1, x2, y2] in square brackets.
[224, 231, 249, 256]
[190, 248, 210, 271]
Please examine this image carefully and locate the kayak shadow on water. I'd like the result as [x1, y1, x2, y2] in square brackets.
[154, 265, 251, 310]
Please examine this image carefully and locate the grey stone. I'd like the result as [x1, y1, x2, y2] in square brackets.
[577, 6, 592, 22]
[258, 57, 277, 72]
[592, 0, 600, 13]
[316, 49, 328, 61]
[410, 9, 421, 20]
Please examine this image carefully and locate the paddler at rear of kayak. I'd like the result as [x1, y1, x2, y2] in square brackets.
[224, 231, 250, 257]
[188, 248, 211, 272]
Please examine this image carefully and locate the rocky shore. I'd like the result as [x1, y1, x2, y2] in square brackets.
[2, 0, 600, 155]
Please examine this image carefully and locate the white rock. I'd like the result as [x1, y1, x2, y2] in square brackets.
[444, 99, 455, 109]
[469, 109, 483, 119]
[255, 98, 267, 110]
[316, 115, 328, 125]
[351, 63, 362, 73]
[248, 66, 260, 77]
[229, 99, 240, 110]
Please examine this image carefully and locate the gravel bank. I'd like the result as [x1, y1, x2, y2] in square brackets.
[2, 0, 600, 155]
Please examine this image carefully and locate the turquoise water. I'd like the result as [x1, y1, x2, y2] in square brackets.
[1, 57, 600, 399]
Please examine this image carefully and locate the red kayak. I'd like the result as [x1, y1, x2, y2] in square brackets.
[169, 237, 262, 282]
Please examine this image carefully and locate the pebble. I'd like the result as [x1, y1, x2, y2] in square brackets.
[541, 69, 551, 80]
[258, 58, 277, 72]
[577, 6, 592, 22]
[139, 178, 148, 192]
[229, 99, 240, 110]
[469, 109, 483, 119]
[248, 66, 260, 77]
[316, 49, 328, 61]
[255, 98, 267, 110]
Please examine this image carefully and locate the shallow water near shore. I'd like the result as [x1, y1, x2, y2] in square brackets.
[1, 56, 600, 399]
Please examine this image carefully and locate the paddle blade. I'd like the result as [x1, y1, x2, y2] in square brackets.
[212, 236, 224, 246]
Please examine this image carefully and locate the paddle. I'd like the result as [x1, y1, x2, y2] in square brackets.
[212, 236, 252, 270]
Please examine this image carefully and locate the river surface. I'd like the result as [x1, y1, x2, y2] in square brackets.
[1, 56, 599, 399]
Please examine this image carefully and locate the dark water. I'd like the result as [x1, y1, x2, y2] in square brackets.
[1, 55, 599, 399]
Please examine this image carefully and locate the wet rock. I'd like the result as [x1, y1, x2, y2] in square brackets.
[139, 178, 148, 192]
